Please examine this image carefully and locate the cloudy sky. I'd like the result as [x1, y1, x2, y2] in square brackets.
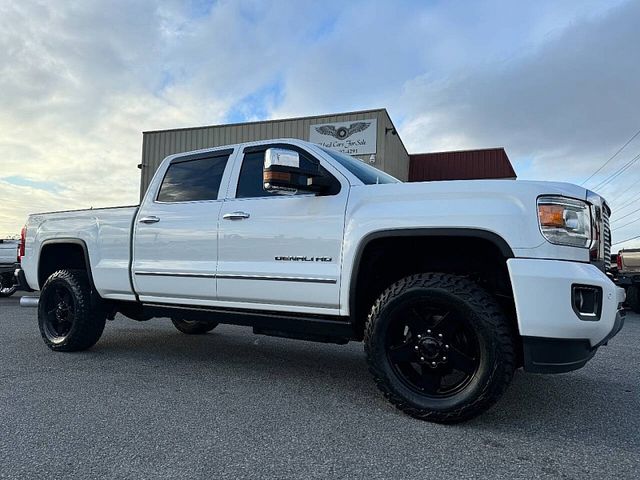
[1, 0, 639, 248]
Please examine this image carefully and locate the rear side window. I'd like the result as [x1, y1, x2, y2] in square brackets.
[157, 155, 230, 202]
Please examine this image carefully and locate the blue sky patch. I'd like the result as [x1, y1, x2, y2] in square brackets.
[1, 175, 63, 193]
[226, 77, 285, 123]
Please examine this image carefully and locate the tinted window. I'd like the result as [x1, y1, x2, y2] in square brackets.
[157, 155, 229, 202]
[321, 147, 400, 185]
[236, 152, 280, 199]
[236, 150, 329, 198]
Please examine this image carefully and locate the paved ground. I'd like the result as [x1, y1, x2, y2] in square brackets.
[0, 295, 638, 479]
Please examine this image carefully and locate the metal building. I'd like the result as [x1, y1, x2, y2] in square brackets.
[140, 108, 409, 199]
[409, 148, 516, 182]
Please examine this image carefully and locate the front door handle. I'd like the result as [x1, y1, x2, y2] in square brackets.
[139, 215, 160, 224]
[223, 211, 250, 220]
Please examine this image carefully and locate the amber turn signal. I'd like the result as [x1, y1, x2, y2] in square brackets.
[538, 204, 565, 227]
[264, 171, 292, 182]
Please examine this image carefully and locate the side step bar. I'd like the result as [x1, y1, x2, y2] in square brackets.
[20, 296, 39, 308]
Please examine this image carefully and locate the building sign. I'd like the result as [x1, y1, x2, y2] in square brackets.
[309, 118, 377, 155]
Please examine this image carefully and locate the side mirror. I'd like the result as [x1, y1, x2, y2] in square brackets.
[263, 148, 328, 195]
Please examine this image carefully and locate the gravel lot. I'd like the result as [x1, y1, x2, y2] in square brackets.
[0, 295, 638, 479]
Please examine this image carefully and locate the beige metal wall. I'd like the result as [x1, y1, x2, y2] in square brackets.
[140, 108, 409, 199]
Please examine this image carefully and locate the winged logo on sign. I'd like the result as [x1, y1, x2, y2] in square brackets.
[314, 122, 371, 140]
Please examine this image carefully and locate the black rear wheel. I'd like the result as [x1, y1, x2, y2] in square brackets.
[38, 270, 106, 351]
[171, 318, 218, 335]
[365, 273, 516, 423]
[0, 273, 17, 297]
[627, 286, 640, 313]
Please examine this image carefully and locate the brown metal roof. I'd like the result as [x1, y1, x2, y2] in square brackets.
[408, 147, 516, 182]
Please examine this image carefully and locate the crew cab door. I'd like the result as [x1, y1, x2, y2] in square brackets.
[216, 145, 348, 313]
[132, 149, 234, 304]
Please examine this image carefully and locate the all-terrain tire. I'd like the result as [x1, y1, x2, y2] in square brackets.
[171, 318, 218, 335]
[627, 286, 640, 313]
[38, 269, 106, 351]
[364, 272, 516, 423]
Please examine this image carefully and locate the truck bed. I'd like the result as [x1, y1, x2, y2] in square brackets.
[0, 239, 18, 268]
[23, 205, 139, 300]
[619, 248, 640, 273]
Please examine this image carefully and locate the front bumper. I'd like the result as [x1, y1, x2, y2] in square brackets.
[522, 309, 625, 373]
[507, 258, 625, 373]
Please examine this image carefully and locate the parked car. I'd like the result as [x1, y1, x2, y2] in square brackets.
[15, 138, 625, 423]
[0, 239, 18, 297]
[616, 248, 640, 312]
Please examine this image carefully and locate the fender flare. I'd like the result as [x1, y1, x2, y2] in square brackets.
[348, 227, 515, 316]
[38, 238, 95, 290]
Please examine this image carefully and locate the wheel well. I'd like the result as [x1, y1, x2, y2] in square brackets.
[38, 242, 92, 289]
[351, 235, 517, 340]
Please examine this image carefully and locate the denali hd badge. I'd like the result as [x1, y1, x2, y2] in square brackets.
[275, 256, 332, 262]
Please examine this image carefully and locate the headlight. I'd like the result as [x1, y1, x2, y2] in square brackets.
[537, 196, 591, 248]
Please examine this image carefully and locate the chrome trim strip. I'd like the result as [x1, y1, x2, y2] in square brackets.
[134, 271, 217, 279]
[217, 274, 337, 284]
[134, 271, 337, 284]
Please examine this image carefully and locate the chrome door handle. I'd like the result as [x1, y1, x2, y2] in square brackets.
[223, 211, 250, 220]
[139, 216, 160, 224]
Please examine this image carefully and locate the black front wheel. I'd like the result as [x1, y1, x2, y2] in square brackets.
[38, 269, 106, 351]
[365, 273, 516, 423]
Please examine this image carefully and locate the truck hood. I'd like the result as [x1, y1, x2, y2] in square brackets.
[345, 178, 597, 257]
[357, 179, 591, 202]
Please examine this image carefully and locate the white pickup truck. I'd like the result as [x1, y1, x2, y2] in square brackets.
[16, 139, 625, 423]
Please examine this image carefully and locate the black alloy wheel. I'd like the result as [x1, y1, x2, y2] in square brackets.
[171, 317, 218, 334]
[0, 273, 17, 297]
[42, 285, 76, 341]
[386, 301, 480, 398]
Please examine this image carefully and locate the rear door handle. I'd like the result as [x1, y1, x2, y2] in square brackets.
[223, 211, 250, 220]
[139, 216, 160, 224]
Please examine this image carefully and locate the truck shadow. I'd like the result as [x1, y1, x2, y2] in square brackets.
[91, 321, 637, 449]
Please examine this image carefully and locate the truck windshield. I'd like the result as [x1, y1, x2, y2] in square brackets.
[321, 148, 400, 185]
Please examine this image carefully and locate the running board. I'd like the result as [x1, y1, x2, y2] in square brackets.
[141, 303, 355, 344]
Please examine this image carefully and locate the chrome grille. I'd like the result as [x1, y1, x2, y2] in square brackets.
[603, 205, 611, 271]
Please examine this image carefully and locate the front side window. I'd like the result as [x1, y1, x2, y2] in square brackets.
[236, 152, 280, 199]
[157, 155, 230, 202]
[320, 147, 400, 185]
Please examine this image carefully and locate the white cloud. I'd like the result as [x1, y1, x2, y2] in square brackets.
[0, 0, 638, 248]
